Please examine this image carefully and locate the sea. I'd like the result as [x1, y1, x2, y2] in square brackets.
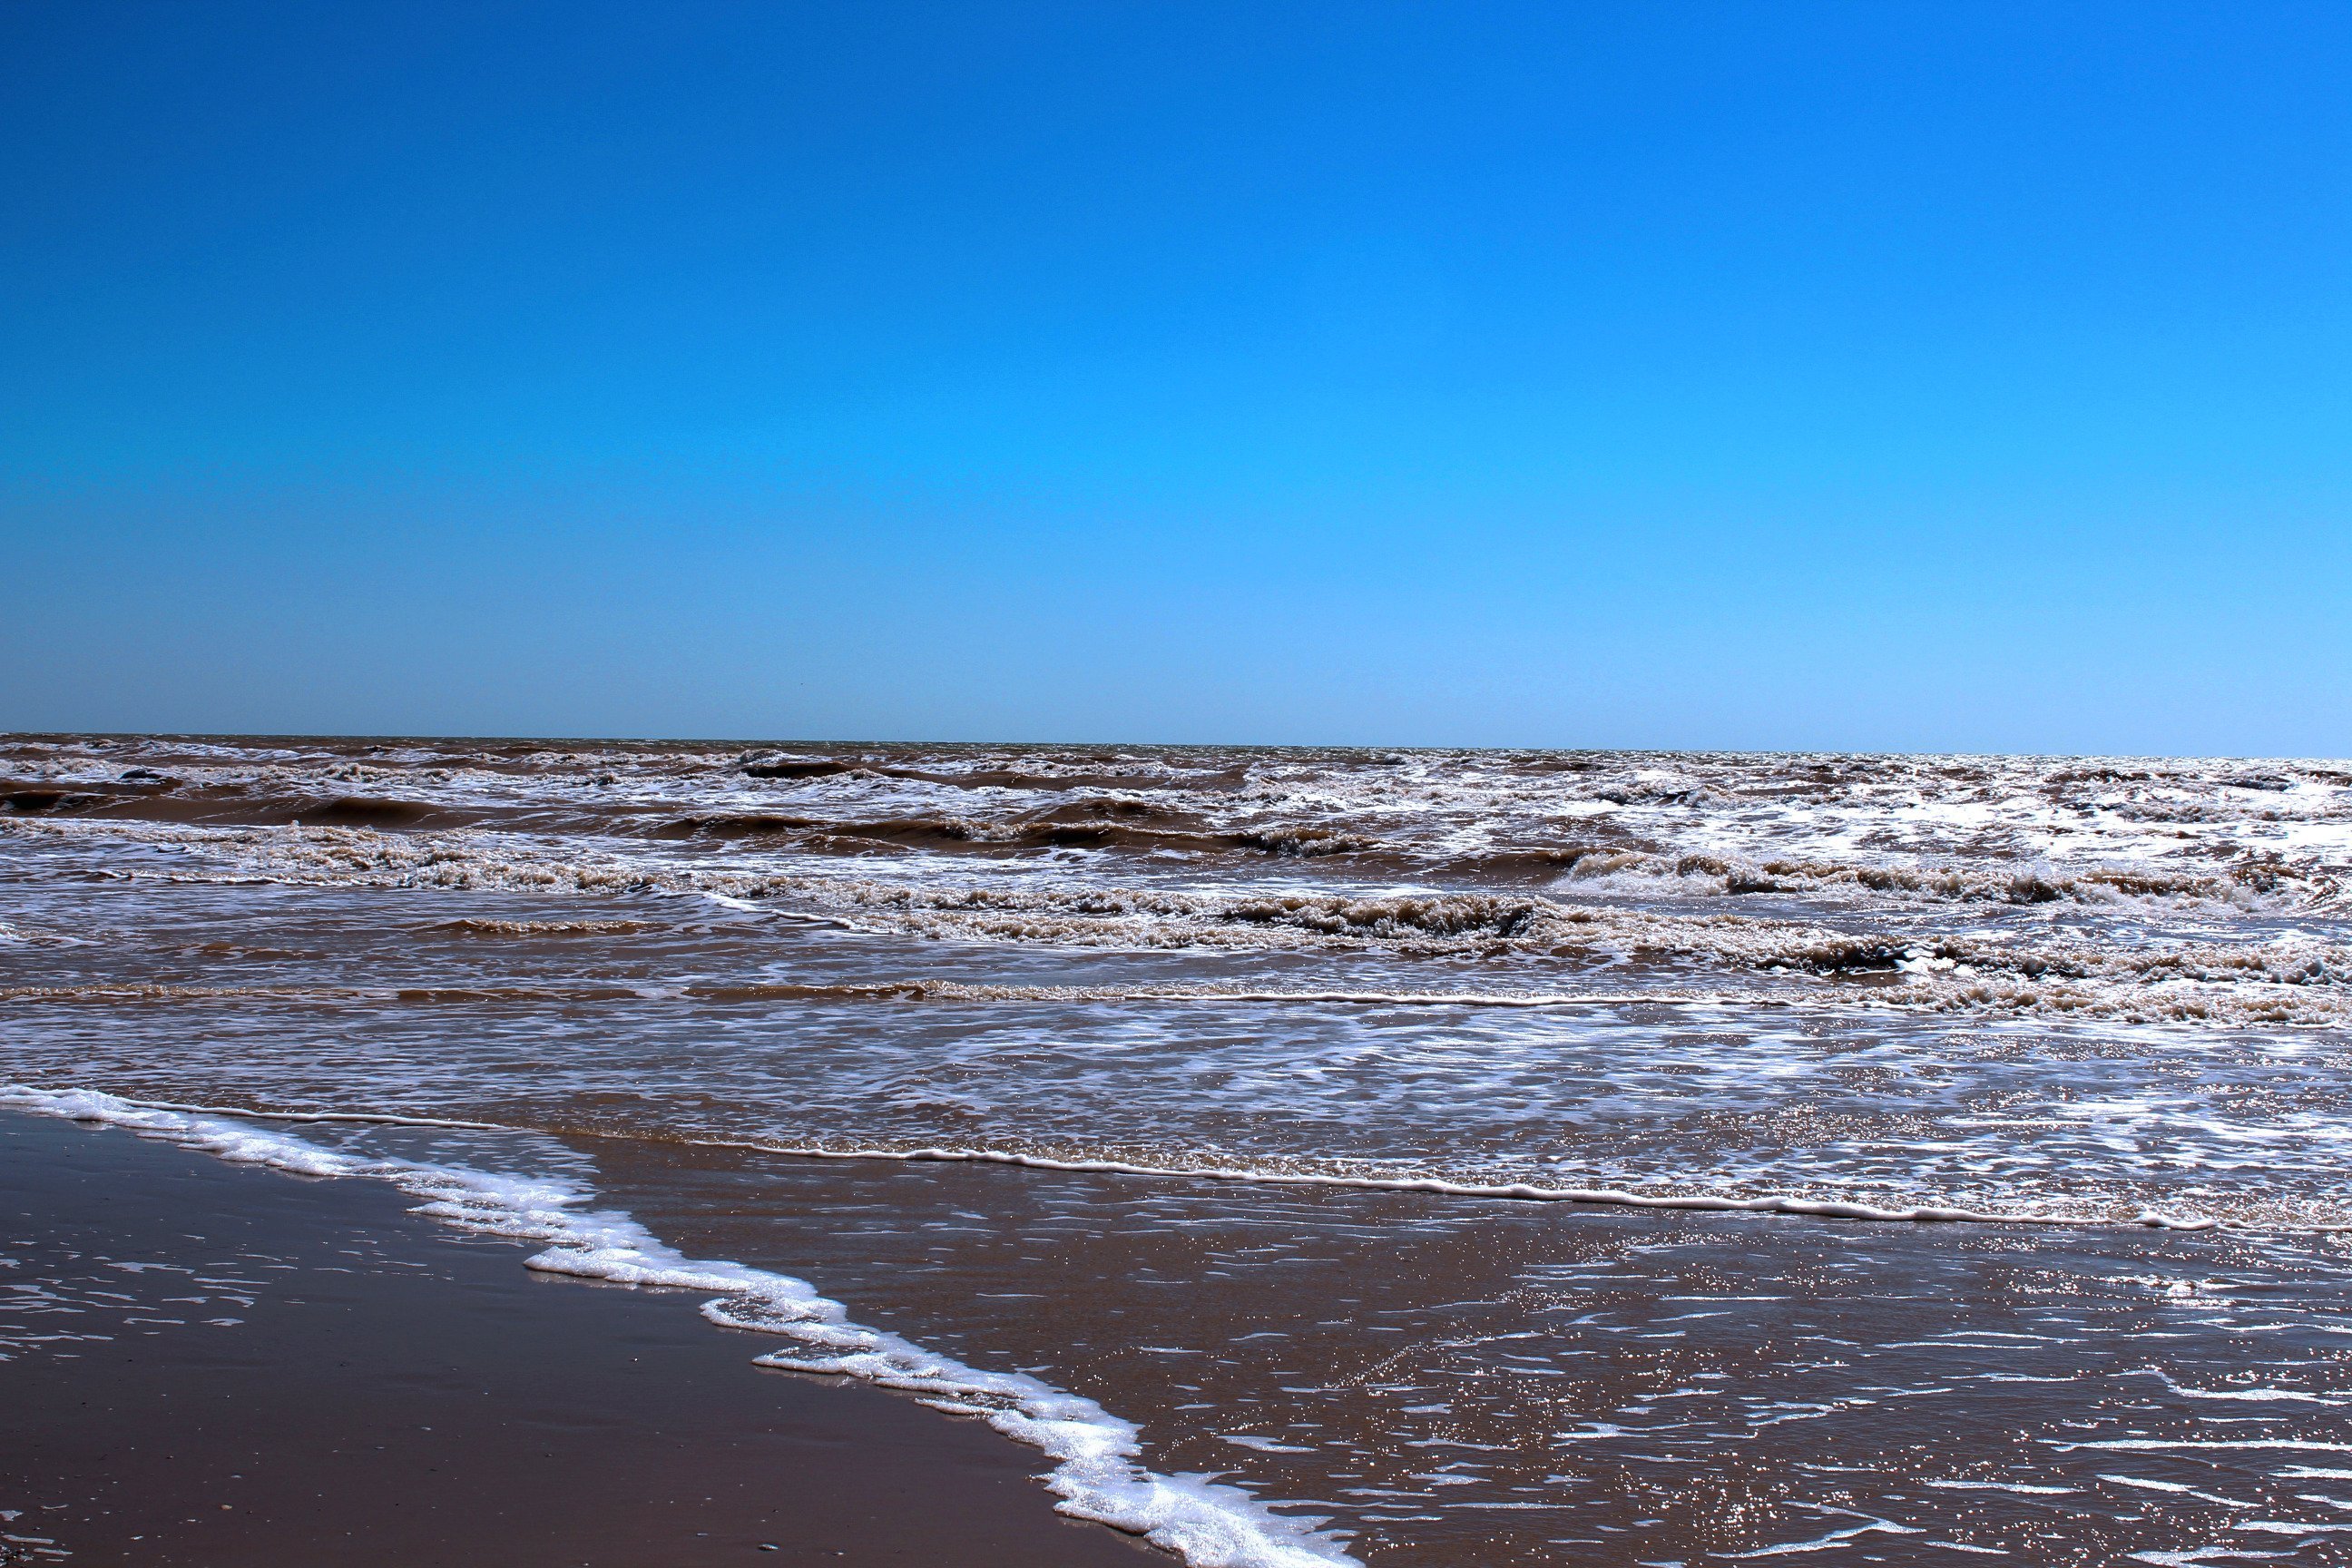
[5, 734, 2351, 1566]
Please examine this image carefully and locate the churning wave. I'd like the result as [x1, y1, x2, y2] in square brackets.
[10, 813, 2348, 1025]
[5, 737, 2348, 1028]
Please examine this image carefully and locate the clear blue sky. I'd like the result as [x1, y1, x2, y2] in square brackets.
[5, 1, 2347, 752]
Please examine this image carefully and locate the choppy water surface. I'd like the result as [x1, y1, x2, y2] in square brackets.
[6, 735, 2352, 1563]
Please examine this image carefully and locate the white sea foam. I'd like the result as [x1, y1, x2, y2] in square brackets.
[13, 805, 2348, 1026]
[0, 1083, 1357, 1568]
[651, 1137, 2226, 1231]
[12, 1089, 2237, 1234]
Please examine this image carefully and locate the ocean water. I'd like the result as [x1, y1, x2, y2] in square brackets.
[5, 735, 2352, 1564]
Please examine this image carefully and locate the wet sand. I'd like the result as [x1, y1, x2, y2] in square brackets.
[0, 1112, 1155, 1567]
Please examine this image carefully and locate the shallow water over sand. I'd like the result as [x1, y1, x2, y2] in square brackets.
[6, 735, 2352, 1563]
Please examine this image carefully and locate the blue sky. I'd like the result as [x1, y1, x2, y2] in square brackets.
[5, 1, 2347, 751]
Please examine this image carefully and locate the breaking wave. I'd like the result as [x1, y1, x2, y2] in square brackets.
[12, 813, 2352, 1025]
[6, 735, 2350, 1031]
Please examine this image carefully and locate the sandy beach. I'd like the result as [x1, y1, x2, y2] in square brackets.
[0, 1111, 1153, 1566]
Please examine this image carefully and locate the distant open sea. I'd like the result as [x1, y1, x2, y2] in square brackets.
[7, 735, 2352, 1565]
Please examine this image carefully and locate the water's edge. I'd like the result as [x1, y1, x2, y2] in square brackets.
[0, 1083, 1358, 1568]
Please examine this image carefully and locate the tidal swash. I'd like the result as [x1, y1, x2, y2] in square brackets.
[6, 736, 2352, 1565]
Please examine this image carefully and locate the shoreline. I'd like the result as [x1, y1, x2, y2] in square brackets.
[0, 1110, 1159, 1567]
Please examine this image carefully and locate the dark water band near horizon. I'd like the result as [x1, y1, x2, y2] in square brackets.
[5, 733, 2352, 1565]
